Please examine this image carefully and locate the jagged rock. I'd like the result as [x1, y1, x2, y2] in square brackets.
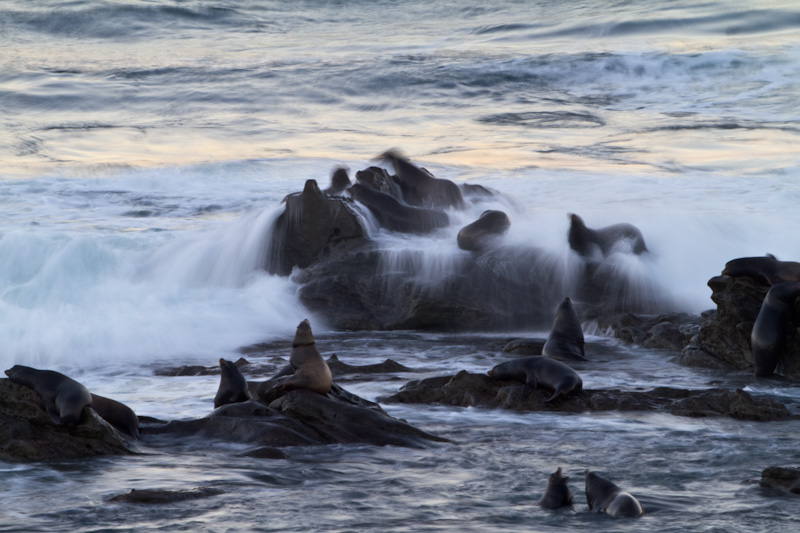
[108, 487, 224, 504]
[0, 379, 134, 462]
[381, 371, 792, 421]
[760, 467, 800, 494]
[502, 338, 545, 355]
[598, 312, 703, 351]
[266, 179, 368, 276]
[325, 354, 416, 377]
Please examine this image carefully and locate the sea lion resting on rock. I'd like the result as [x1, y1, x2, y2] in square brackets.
[585, 470, 643, 518]
[487, 356, 582, 402]
[214, 358, 252, 408]
[722, 254, 800, 286]
[273, 319, 333, 395]
[751, 281, 800, 377]
[4, 365, 92, 426]
[542, 297, 586, 362]
[348, 183, 449, 234]
[90, 393, 140, 439]
[540, 467, 573, 509]
[568, 213, 647, 260]
[380, 150, 465, 210]
[456, 210, 510, 252]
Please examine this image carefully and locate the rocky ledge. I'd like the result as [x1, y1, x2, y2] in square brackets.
[381, 371, 792, 422]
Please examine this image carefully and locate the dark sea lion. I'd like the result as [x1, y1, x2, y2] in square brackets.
[275, 319, 333, 395]
[214, 358, 253, 408]
[585, 470, 643, 518]
[722, 254, 800, 286]
[540, 467, 573, 509]
[323, 167, 352, 196]
[751, 281, 800, 377]
[380, 150, 465, 210]
[90, 393, 140, 439]
[456, 210, 510, 252]
[4, 365, 92, 426]
[542, 297, 586, 362]
[487, 356, 582, 402]
[568, 213, 648, 260]
[348, 183, 449, 234]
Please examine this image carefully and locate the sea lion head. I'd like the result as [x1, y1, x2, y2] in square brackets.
[293, 319, 315, 347]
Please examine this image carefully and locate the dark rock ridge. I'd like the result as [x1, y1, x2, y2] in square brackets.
[381, 371, 791, 421]
[0, 379, 134, 462]
[760, 467, 800, 494]
[108, 487, 224, 504]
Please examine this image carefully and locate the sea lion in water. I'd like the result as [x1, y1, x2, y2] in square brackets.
[487, 356, 582, 402]
[214, 358, 253, 408]
[584, 470, 643, 518]
[4, 365, 92, 426]
[323, 167, 352, 196]
[542, 297, 586, 362]
[751, 281, 800, 377]
[380, 150, 465, 210]
[568, 213, 647, 260]
[90, 394, 140, 439]
[540, 467, 573, 509]
[348, 183, 449, 234]
[456, 210, 510, 252]
[275, 319, 333, 395]
[722, 254, 800, 286]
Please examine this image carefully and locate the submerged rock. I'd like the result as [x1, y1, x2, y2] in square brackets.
[760, 467, 800, 494]
[382, 371, 792, 421]
[108, 487, 224, 504]
[0, 379, 134, 462]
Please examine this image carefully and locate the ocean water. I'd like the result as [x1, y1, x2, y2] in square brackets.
[2, 0, 800, 530]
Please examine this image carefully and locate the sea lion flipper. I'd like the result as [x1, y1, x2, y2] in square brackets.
[272, 363, 295, 380]
[45, 403, 62, 425]
[522, 376, 538, 399]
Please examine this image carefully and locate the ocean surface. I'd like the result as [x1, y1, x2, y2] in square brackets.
[2, 0, 800, 530]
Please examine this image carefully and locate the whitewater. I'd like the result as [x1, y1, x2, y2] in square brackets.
[2, 0, 800, 531]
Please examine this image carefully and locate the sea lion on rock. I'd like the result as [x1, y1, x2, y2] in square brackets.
[214, 358, 253, 408]
[585, 470, 643, 518]
[380, 150, 465, 210]
[487, 356, 582, 402]
[542, 297, 587, 362]
[568, 213, 647, 260]
[275, 319, 333, 395]
[323, 167, 352, 196]
[4, 365, 92, 426]
[751, 281, 800, 377]
[456, 210, 510, 252]
[722, 254, 800, 286]
[540, 467, 573, 509]
[348, 183, 449, 234]
[90, 393, 140, 439]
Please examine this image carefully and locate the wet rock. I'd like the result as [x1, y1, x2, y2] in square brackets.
[680, 275, 800, 375]
[502, 338, 545, 355]
[598, 312, 703, 351]
[266, 179, 368, 276]
[108, 487, 224, 504]
[325, 354, 416, 377]
[381, 372, 792, 421]
[0, 379, 134, 462]
[760, 467, 800, 494]
[238, 446, 290, 460]
[154, 358, 251, 377]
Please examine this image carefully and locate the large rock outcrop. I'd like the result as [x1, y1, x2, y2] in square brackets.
[0, 379, 134, 461]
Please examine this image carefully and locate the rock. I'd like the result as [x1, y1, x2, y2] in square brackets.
[238, 446, 289, 460]
[108, 487, 224, 504]
[0, 379, 134, 462]
[502, 338, 545, 355]
[266, 179, 368, 276]
[381, 372, 792, 421]
[325, 354, 416, 377]
[760, 467, 800, 494]
[598, 312, 703, 351]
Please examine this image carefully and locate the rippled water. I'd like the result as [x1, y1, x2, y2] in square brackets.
[2, 0, 800, 530]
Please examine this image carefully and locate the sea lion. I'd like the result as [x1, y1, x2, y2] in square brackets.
[487, 356, 582, 402]
[4, 365, 92, 426]
[751, 281, 800, 377]
[214, 358, 253, 408]
[584, 470, 643, 518]
[275, 319, 333, 395]
[542, 297, 587, 362]
[90, 393, 140, 439]
[568, 213, 647, 260]
[348, 183, 449, 234]
[722, 254, 800, 286]
[323, 167, 352, 196]
[456, 210, 510, 252]
[380, 150, 465, 210]
[540, 467, 573, 509]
